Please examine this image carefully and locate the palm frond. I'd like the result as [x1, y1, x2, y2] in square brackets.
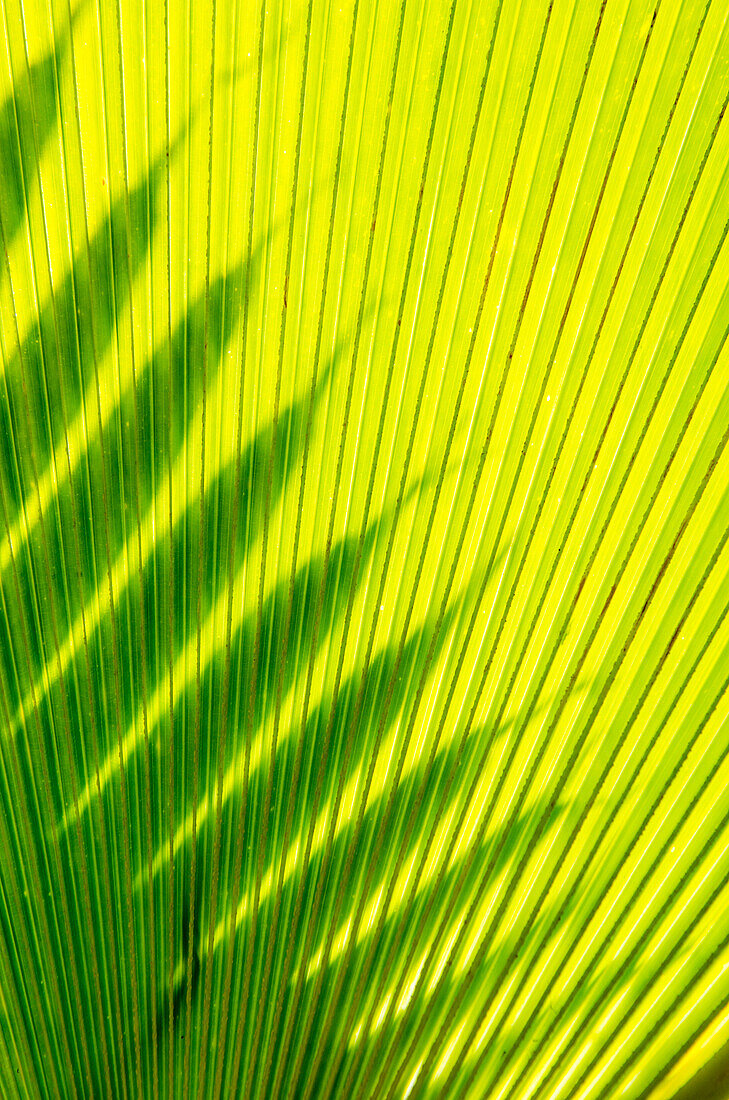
[0, 0, 727, 1097]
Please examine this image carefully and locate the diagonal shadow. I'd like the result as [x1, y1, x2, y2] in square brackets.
[0, 7, 84, 250]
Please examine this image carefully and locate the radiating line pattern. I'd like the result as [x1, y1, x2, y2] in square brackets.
[0, 0, 727, 1097]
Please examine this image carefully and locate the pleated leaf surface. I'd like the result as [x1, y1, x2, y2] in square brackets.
[0, 0, 728, 1097]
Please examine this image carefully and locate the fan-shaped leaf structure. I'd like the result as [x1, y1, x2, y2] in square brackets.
[0, 0, 728, 1096]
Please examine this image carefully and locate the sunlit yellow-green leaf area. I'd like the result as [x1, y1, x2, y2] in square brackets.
[0, 0, 728, 1095]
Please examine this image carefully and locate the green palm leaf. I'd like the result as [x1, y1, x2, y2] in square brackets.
[0, 0, 727, 1096]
